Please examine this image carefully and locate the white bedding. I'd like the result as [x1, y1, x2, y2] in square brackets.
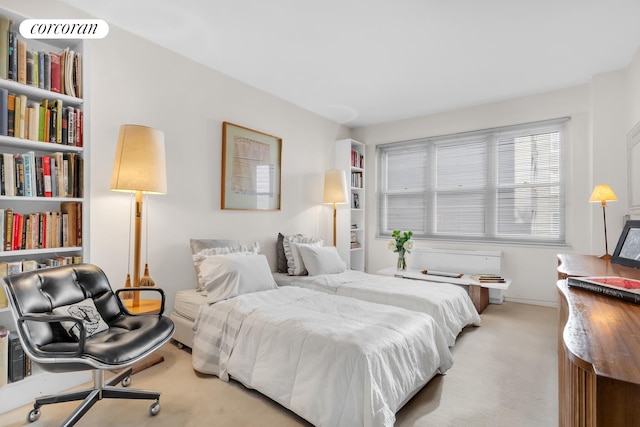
[273, 270, 481, 346]
[173, 288, 207, 321]
[192, 286, 453, 427]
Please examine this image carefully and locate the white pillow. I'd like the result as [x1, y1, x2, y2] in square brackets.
[283, 235, 323, 275]
[297, 245, 347, 276]
[192, 245, 258, 290]
[52, 297, 109, 339]
[198, 254, 278, 304]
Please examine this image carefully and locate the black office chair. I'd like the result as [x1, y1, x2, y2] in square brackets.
[3, 263, 175, 427]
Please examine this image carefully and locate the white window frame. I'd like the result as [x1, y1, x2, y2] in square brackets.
[377, 118, 567, 245]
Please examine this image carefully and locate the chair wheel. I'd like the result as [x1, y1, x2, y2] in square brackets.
[28, 408, 41, 423]
[150, 401, 160, 416]
[122, 376, 131, 387]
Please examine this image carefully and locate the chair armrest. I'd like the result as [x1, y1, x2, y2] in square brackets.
[116, 287, 166, 316]
[17, 313, 86, 358]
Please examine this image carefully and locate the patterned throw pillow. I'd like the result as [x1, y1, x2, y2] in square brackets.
[282, 234, 323, 275]
[52, 297, 109, 339]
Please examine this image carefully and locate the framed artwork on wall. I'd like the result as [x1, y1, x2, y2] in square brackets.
[612, 220, 640, 268]
[221, 122, 282, 210]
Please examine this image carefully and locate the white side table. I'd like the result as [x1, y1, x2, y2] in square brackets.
[376, 267, 511, 313]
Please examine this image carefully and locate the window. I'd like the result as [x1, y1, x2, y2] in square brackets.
[377, 118, 566, 245]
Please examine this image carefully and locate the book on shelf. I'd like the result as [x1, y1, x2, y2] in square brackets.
[0, 326, 7, 388]
[0, 15, 11, 80]
[16, 38, 26, 85]
[0, 88, 7, 136]
[350, 241, 361, 249]
[0, 279, 6, 308]
[6, 93, 15, 138]
[567, 276, 640, 305]
[8, 332, 25, 383]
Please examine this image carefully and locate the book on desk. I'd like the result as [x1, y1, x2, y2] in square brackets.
[567, 276, 640, 305]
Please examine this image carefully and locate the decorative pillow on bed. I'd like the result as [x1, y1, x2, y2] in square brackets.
[283, 235, 323, 275]
[190, 238, 259, 291]
[297, 245, 347, 276]
[52, 298, 109, 340]
[276, 233, 289, 273]
[198, 253, 278, 304]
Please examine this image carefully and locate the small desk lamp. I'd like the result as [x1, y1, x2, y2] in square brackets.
[589, 184, 617, 259]
[323, 169, 349, 246]
[111, 124, 167, 307]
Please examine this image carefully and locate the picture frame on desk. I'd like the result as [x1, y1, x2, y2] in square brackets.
[221, 122, 282, 210]
[612, 220, 640, 268]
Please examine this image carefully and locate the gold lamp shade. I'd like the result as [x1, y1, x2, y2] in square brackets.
[323, 169, 348, 204]
[589, 184, 617, 259]
[111, 124, 167, 194]
[589, 184, 617, 206]
[323, 169, 349, 247]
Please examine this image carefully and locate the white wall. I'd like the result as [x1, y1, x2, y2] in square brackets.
[6, 0, 640, 309]
[353, 61, 639, 307]
[5, 0, 350, 312]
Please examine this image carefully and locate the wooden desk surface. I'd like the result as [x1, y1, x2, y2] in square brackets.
[558, 280, 640, 384]
[557, 253, 640, 280]
[557, 254, 640, 384]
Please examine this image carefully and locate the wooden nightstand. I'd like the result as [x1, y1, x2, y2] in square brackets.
[122, 299, 162, 314]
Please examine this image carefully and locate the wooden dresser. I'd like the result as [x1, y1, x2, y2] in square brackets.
[557, 253, 640, 426]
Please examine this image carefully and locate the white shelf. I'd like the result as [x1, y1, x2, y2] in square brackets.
[0, 135, 83, 153]
[336, 139, 365, 271]
[0, 5, 90, 413]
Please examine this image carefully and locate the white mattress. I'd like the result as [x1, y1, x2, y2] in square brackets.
[273, 270, 481, 347]
[173, 288, 207, 321]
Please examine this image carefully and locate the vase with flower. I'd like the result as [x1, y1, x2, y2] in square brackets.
[388, 229, 414, 271]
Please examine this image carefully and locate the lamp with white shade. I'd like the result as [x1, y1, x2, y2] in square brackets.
[111, 124, 167, 307]
[323, 169, 349, 246]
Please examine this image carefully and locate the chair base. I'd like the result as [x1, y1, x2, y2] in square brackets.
[29, 368, 161, 427]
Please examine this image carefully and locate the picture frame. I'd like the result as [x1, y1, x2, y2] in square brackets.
[612, 220, 640, 268]
[221, 122, 282, 210]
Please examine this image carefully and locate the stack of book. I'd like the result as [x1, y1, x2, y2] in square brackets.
[567, 276, 640, 305]
[471, 274, 506, 284]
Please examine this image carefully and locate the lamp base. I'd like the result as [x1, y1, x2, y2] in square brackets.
[599, 253, 612, 260]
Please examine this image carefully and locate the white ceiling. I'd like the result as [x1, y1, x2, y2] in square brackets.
[60, 0, 640, 128]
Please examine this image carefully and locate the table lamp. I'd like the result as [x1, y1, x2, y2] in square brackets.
[589, 184, 617, 259]
[323, 169, 349, 246]
[111, 124, 167, 307]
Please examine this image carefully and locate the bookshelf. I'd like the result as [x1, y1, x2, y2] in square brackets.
[0, 6, 90, 413]
[335, 138, 365, 271]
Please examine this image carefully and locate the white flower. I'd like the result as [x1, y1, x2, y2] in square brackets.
[403, 240, 414, 251]
[387, 239, 396, 251]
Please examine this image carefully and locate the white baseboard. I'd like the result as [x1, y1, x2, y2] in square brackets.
[503, 296, 558, 308]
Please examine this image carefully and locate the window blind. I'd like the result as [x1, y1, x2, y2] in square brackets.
[377, 118, 566, 244]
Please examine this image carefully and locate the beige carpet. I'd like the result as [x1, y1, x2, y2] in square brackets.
[2, 302, 558, 427]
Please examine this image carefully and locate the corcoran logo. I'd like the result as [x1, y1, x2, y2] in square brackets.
[19, 19, 109, 39]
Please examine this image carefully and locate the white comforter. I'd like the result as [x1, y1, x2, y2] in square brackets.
[192, 286, 453, 427]
[276, 270, 481, 346]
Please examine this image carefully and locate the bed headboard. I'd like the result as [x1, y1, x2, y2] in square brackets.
[409, 247, 502, 275]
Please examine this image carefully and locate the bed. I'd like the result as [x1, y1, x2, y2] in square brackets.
[173, 239, 454, 426]
[191, 285, 453, 427]
[274, 270, 480, 347]
[274, 235, 481, 346]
